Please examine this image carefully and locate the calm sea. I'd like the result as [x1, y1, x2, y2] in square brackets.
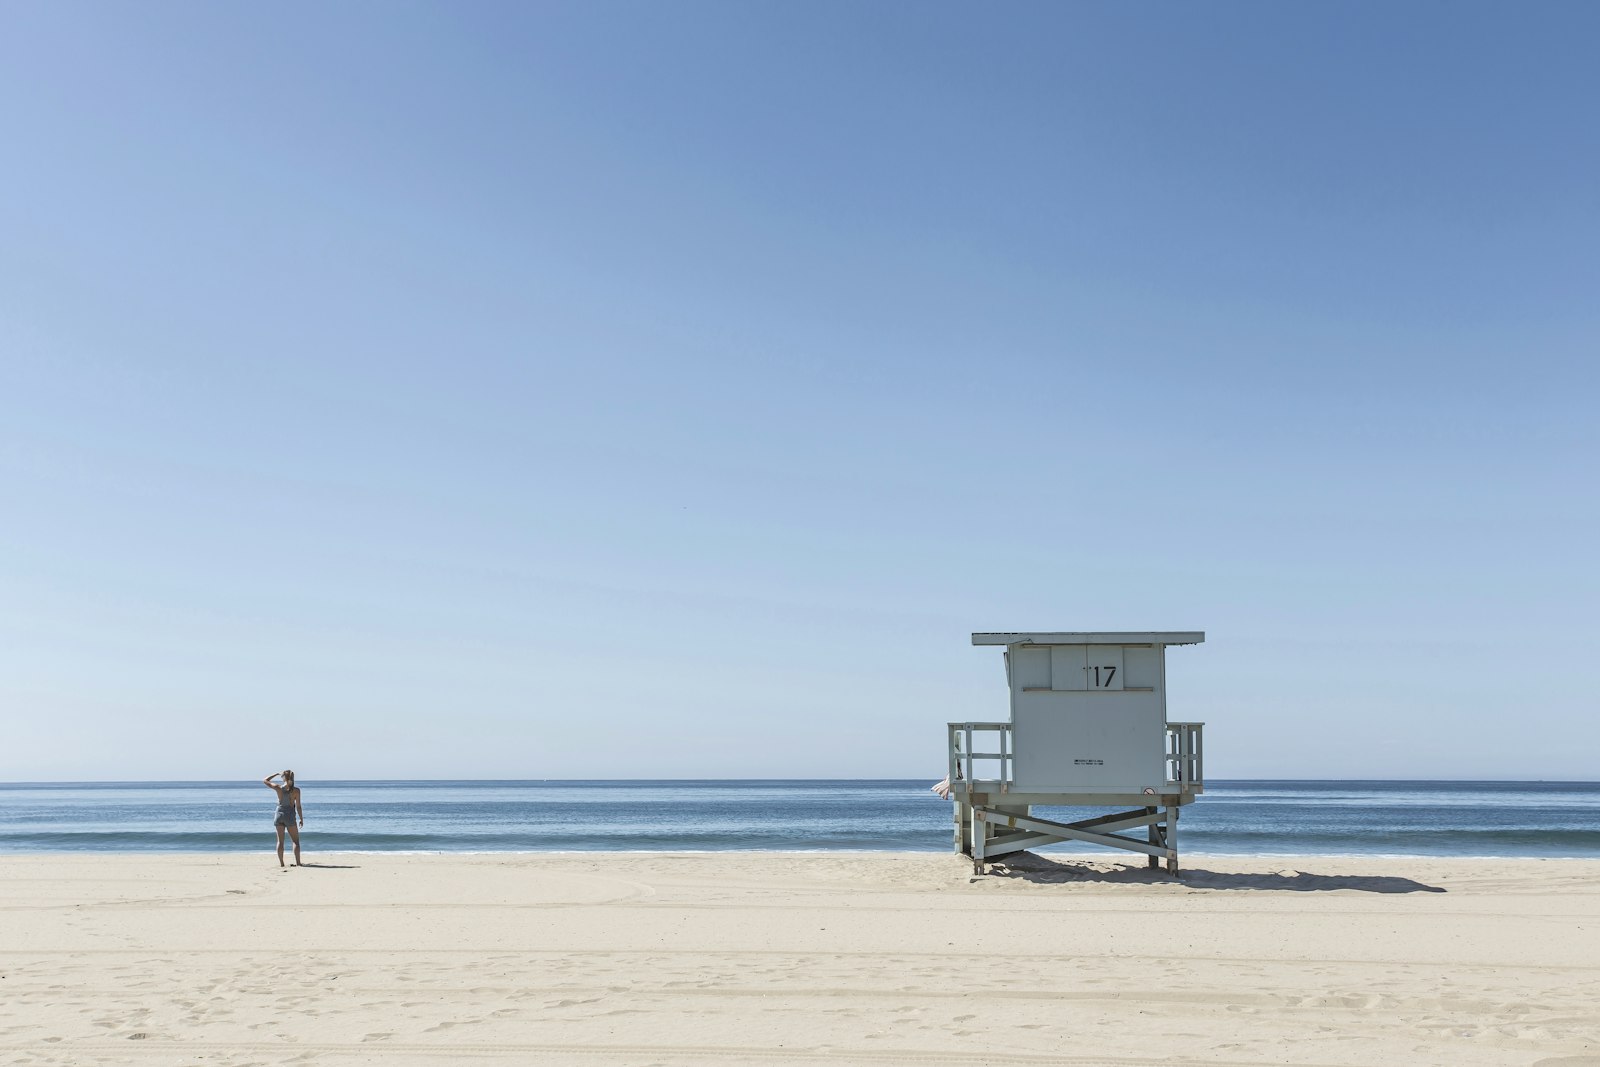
[1, 780, 1597, 858]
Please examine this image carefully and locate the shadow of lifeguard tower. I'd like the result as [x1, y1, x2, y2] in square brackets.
[948, 632, 1205, 876]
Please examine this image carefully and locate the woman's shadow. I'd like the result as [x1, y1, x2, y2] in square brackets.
[292, 862, 362, 870]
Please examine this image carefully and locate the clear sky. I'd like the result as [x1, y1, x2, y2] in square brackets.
[1, 3, 1596, 782]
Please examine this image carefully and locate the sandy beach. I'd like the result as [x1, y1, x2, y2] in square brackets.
[2, 851, 1597, 1066]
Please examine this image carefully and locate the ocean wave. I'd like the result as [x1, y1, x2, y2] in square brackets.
[5, 781, 1600, 858]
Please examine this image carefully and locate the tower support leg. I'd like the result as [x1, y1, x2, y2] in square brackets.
[971, 809, 987, 875]
[1146, 805, 1160, 869]
[1164, 805, 1179, 876]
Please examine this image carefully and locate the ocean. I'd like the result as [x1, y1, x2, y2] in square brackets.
[2, 779, 1597, 857]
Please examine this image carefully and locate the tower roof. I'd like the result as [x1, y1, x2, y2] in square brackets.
[971, 632, 1204, 646]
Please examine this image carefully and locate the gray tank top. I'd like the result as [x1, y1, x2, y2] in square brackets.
[276, 788, 296, 815]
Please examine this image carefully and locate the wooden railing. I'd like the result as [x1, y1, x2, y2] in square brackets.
[1165, 722, 1204, 788]
[946, 722, 1013, 790]
[945, 720, 1205, 792]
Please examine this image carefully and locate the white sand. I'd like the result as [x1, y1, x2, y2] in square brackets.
[2, 851, 1598, 1066]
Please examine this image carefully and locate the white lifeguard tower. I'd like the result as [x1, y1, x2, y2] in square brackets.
[947, 632, 1205, 875]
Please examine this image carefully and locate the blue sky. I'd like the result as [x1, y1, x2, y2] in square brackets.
[1, 3, 1595, 781]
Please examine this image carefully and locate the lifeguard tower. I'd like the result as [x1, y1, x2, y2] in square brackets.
[947, 632, 1205, 875]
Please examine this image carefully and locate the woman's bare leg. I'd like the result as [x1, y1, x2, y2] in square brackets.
[286, 822, 302, 866]
[274, 825, 286, 867]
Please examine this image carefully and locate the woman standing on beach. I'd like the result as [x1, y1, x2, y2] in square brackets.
[263, 770, 303, 867]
